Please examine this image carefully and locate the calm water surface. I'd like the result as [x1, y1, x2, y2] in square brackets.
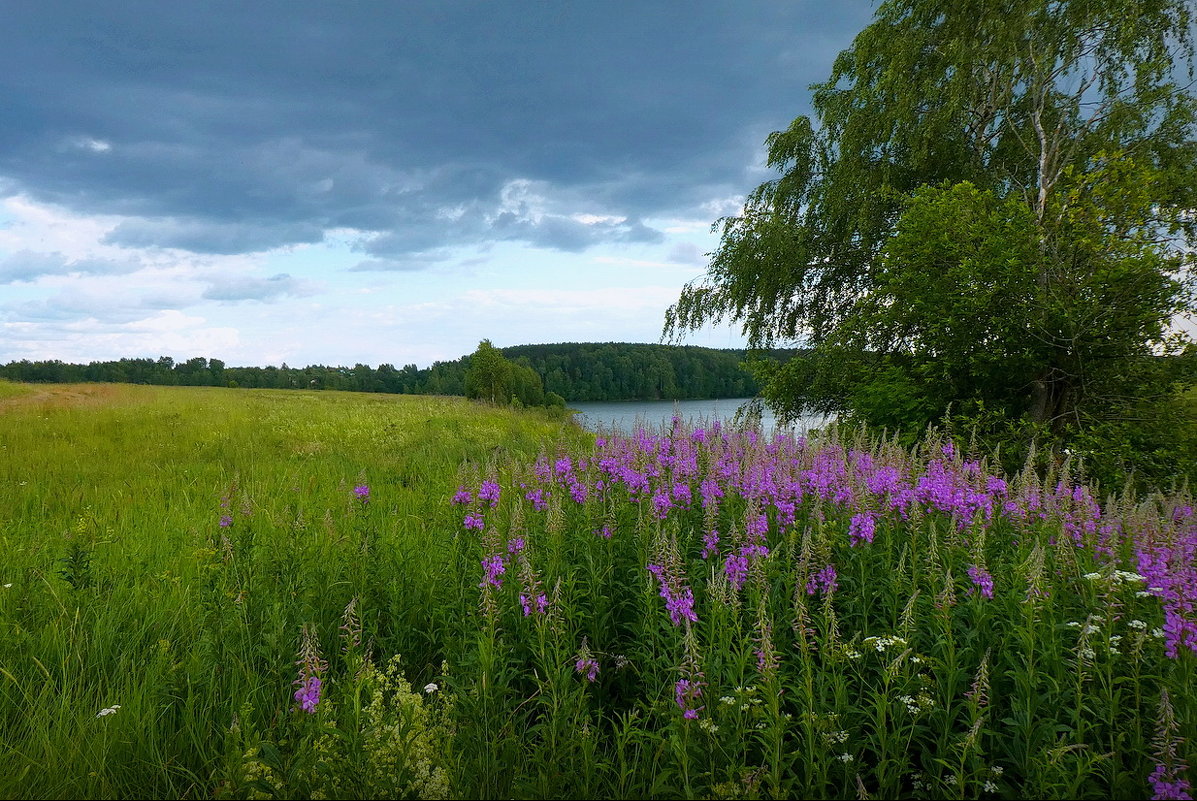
[568, 397, 829, 435]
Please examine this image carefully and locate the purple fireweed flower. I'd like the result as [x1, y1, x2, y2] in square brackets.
[968, 565, 995, 599]
[219, 514, 233, 528]
[520, 592, 549, 616]
[479, 554, 505, 589]
[647, 565, 699, 626]
[665, 586, 698, 626]
[569, 481, 589, 504]
[850, 449, 874, 473]
[848, 512, 877, 547]
[865, 465, 903, 496]
[745, 513, 769, 539]
[294, 676, 321, 713]
[701, 530, 720, 559]
[478, 480, 501, 507]
[699, 478, 724, 509]
[724, 553, 749, 591]
[596, 525, 613, 539]
[525, 488, 548, 511]
[451, 487, 473, 505]
[353, 484, 370, 503]
[774, 499, 796, 527]
[741, 543, 769, 559]
[806, 564, 839, 596]
[651, 489, 673, 519]
[575, 657, 599, 682]
[1150, 689, 1193, 800]
[463, 512, 485, 531]
[1149, 764, 1192, 800]
[675, 678, 704, 719]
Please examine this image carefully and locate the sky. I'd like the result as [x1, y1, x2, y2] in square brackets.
[0, 2, 875, 368]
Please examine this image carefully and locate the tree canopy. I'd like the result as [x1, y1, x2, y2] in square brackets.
[666, 0, 1197, 480]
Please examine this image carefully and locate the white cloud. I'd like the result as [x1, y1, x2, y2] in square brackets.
[72, 137, 112, 153]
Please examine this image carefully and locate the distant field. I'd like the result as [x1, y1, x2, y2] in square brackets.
[0, 378, 33, 400]
[0, 382, 1193, 800]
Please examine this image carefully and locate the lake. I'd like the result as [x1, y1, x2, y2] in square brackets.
[567, 397, 829, 435]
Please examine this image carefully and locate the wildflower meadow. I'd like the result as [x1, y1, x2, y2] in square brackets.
[0, 383, 1194, 799]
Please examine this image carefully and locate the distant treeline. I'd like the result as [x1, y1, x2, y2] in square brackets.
[0, 343, 798, 402]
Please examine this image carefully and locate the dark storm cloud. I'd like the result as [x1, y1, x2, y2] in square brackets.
[105, 217, 326, 254]
[0, 2, 871, 257]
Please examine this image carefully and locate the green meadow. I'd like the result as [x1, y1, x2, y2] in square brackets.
[0, 383, 583, 798]
[1, 381, 1194, 800]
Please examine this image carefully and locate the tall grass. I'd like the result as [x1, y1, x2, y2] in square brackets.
[0, 385, 1193, 799]
[0, 384, 580, 799]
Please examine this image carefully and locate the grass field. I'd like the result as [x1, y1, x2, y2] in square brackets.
[0, 384, 583, 798]
[0, 383, 1194, 799]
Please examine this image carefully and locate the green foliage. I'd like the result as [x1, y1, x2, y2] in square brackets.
[464, 339, 513, 404]
[0, 342, 780, 402]
[2, 385, 1196, 798]
[666, 0, 1197, 486]
[0, 384, 584, 799]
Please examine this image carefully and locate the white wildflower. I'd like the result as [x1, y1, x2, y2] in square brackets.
[983, 780, 998, 792]
[699, 719, 719, 734]
[1079, 647, 1096, 660]
[990, 765, 1004, 776]
[1114, 570, 1146, 583]
[423, 683, 439, 694]
[1083, 572, 1102, 581]
[838, 753, 854, 763]
[1152, 628, 1166, 639]
[720, 696, 736, 705]
[1128, 619, 1147, 630]
[96, 704, 121, 718]
[823, 729, 849, 745]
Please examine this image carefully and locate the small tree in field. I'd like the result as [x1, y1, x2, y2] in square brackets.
[465, 340, 512, 405]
